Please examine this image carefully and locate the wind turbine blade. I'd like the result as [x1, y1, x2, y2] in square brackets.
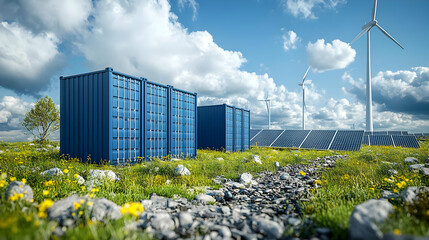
[302, 66, 311, 83]
[372, 0, 377, 21]
[376, 23, 404, 49]
[350, 25, 372, 45]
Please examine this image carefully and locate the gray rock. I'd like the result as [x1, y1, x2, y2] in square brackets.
[175, 165, 191, 176]
[178, 212, 193, 227]
[409, 164, 425, 171]
[47, 195, 83, 222]
[274, 162, 280, 168]
[254, 218, 283, 239]
[401, 186, 429, 204]
[151, 213, 175, 231]
[387, 169, 398, 176]
[419, 168, 429, 177]
[252, 155, 262, 164]
[288, 217, 301, 226]
[224, 191, 234, 200]
[348, 199, 393, 240]
[316, 227, 331, 235]
[195, 194, 216, 204]
[206, 190, 224, 200]
[91, 198, 122, 221]
[404, 157, 418, 164]
[239, 173, 253, 184]
[216, 157, 224, 161]
[381, 190, 399, 200]
[213, 225, 232, 238]
[5, 181, 33, 202]
[280, 173, 291, 181]
[40, 167, 63, 177]
[88, 169, 118, 182]
[75, 175, 85, 185]
[381, 161, 397, 165]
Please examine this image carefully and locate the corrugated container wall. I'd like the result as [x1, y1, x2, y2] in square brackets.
[197, 104, 250, 152]
[60, 68, 197, 164]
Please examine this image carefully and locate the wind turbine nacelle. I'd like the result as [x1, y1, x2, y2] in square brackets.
[361, 20, 377, 30]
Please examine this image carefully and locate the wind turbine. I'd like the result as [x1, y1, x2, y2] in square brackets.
[350, 0, 403, 132]
[258, 92, 271, 129]
[298, 66, 311, 130]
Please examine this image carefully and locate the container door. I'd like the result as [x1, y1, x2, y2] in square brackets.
[234, 109, 243, 151]
[145, 83, 168, 159]
[112, 74, 141, 164]
[242, 111, 250, 150]
[225, 106, 234, 151]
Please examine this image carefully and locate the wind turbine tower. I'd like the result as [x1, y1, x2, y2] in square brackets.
[258, 93, 271, 129]
[299, 66, 311, 130]
[350, 0, 403, 131]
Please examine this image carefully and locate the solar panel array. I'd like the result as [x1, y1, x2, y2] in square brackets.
[392, 135, 420, 148]
[360, 134, 420, 148]
[369, 135, 394, 146]
[250, 129, 364, 151]
[250, 129, 262, 140]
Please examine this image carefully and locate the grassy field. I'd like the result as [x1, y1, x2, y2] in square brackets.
[0, 140, 428, 239]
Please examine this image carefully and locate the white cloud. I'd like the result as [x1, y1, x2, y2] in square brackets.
[282, 30, 300, 51]
[0, 0, 92, 36]
[344, 67, 429, 116]
[307, 39, 356, 72]
[0, 96, 31, 127]
[178, 0, 198, 21]
[283, 0, 345, 19]
[0, 22, 62, 94]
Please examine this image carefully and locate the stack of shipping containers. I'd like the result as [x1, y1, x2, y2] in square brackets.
[60, 68, 197, 164]
[197, 104, 250, 151]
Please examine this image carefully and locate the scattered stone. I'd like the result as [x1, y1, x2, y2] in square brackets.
[178, 212, 193, 227]
[280, 173, 291, 181]
[274, 162, 280, 168]
[91, 198, 123, 221]
[29, 143, 35, 146]
[419, 168, 429, 177]
[387, 169, 398, 176]
[52, 146, 61, 151]
[174, 165, 191, 176]
[287, 217, 301, 226]
[88, 169, 118, 182]
[40, 167, 63, 177]
[381, 190, 399, 200]
[151, 213, 175, 231]
[216, 157, 224, 161]
[252, 155, 262, 165]
[381, 161, 397, 166]
[194, 194, 216, 204]
[254, 218, 283, 239]
[401, 186, 429, 204]
[404, 157, 418, 164]
[348, 199, 393, 240]
[408, 164, 425, 172]
[239, 173, 253, 184]
[5, 181, 33, 202]
[75, 175, 85, 185]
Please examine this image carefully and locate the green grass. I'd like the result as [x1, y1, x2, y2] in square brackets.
[0, 140, 428, 239]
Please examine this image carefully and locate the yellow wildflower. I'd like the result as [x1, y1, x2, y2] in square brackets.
[79, 199, 84, 204]
[393, 189, 399, 193]
[74, 202, 81, 210]
[39, 199, 54, 212]
[393, 229, 401, 235]
[315, 179, 322, 185]
[426, 209, 429, 216]
[121, 202, 144, 217]
[79, 211, 83, 215]
[10, 177, 16, 181]
[43, 190, 49, 196]
[87, 201, 93, 206]
[34, 220, 40, 226]
[63, 169, 69, 174]
[0, 180, 7, 188]
[21, 178, 27, 184]
[74, 174, 79, 178]
[25, 216, 32, 222]
[299, 171, 306, 176]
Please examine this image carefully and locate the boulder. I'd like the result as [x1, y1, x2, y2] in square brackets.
[178, 212, 193, 227]
[174, 165, 191, 176]
[239, 173, 253, 184]
[404, 157, 418, 164]
[419, 168, 429, 177]
[40, 168, 63, 177]
[252, 155, 262, 164]
[348, 199, 393, 240]
[91, 198, 122, 221]
[151, 213, 175, 231]
[75, 175, 86, 185]
[401, 186, 429, 204]
[88, 169, 118, 182]
[194, 194, 216, 204]
[408, 164, 425, 171]
[5, 181, 33, 202]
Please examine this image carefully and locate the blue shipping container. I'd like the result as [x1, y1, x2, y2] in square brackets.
[197, 104, 250, 151]
[60, 68, 197, 164]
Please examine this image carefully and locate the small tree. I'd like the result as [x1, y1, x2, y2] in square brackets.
[22, 95, 60, 142]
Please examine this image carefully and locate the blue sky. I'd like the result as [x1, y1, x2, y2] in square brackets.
[0, 0, 428, 141]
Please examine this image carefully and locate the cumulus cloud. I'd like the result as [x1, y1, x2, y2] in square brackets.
[283, 0, 345, 19]
[0, 0, 92, 36]
[307, 39, 356, 72]
[344, 67, 429, 117]
[0, 96, 31, 127]
[282, 30, 300, 51]
[0, 22, 63, 95]
[178, 0, 198, 21]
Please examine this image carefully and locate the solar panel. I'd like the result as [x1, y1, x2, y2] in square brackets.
[362, 135, 370, 145]
[369, 135, 393, 146]
[392, 135, 420, 148]
[300, 130, 336, 150]
[329, 130, 364, 151]
[250, 129, 262, 140]
[372, 131, 388, 135]
[271, 130, 310, 148]
[250, 130, 284, 147]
